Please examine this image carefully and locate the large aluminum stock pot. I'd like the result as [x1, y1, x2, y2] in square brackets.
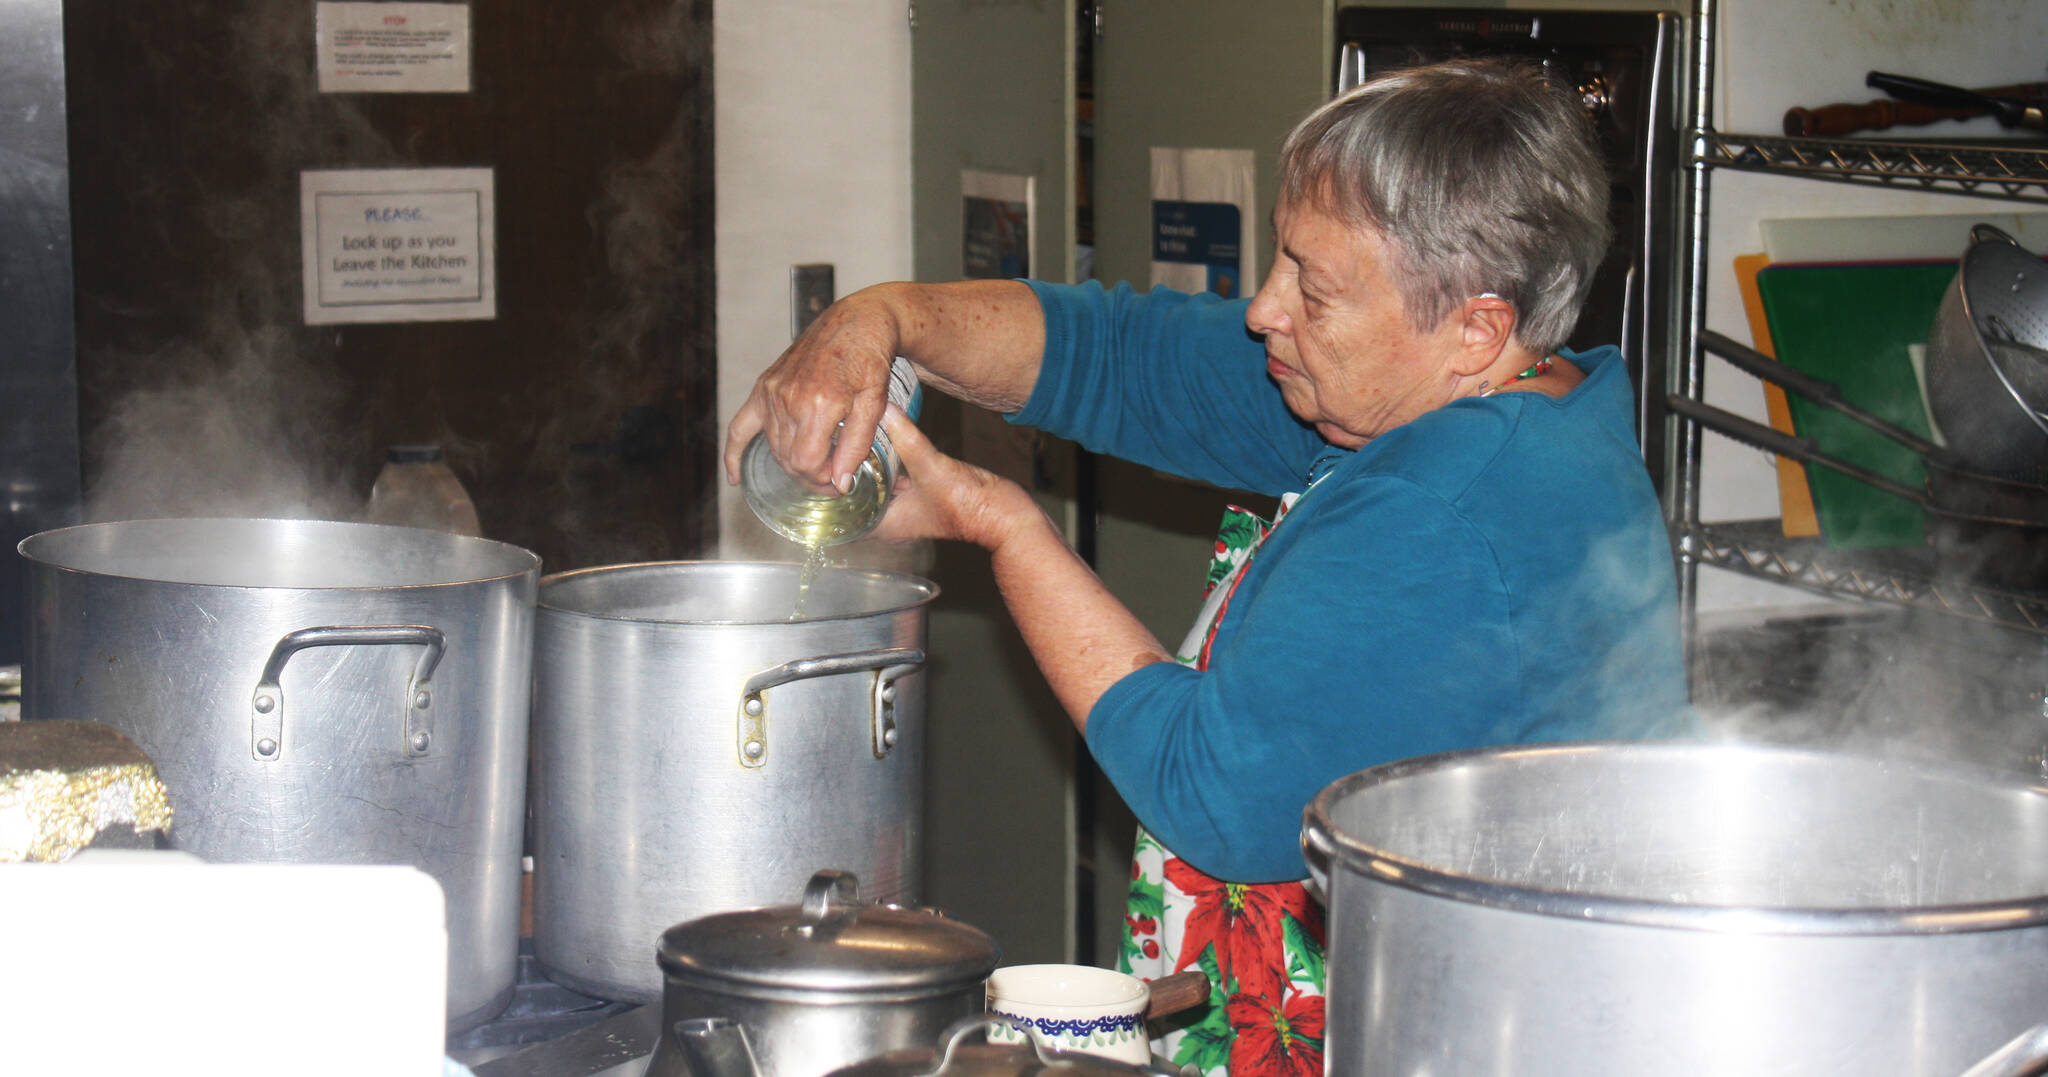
[1301, 742, 2048, 1077]
[532, 561, 935, 1002]
[19, 518, 539, 1030]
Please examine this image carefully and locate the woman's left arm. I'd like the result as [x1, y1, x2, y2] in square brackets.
[876, 411, 1173, 725]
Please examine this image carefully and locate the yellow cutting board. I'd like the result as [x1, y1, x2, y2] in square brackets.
[1733, 253, 1820, 538]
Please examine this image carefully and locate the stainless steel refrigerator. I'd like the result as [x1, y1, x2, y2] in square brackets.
[0, 0, 81, 667]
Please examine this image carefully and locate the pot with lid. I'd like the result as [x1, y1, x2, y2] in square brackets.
[645, 870, 1001, 1077]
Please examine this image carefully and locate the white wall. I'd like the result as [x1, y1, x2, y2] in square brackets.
[713, 2, 914, 560]
[1695, 0, 2048, 618]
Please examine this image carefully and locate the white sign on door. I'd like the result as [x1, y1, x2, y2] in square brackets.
[1150, 147, 1256, 300]
[961, 169, 1036, 281]
[316, 2, 472, 94]
[300, 168, 496, 325]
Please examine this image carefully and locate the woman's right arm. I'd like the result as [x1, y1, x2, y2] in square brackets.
[871, 410, 1175, 727]
[721, 279, 1046, 497]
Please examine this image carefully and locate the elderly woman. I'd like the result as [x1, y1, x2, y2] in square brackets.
[726, 58, 1691, 1076]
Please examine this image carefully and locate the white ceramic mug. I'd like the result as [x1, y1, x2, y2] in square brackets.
[985, 963, 1152, 1066]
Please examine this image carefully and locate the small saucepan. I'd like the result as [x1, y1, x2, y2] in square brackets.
[643, 870, 1001, 1077]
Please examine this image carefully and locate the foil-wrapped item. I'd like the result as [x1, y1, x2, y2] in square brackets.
[0, 720, 172, 862]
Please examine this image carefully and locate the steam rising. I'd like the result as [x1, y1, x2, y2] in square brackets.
[1549, 491, 2046, 783]
[78, 4, 397, 526]
[525, 2, 714, 568]
[77, 3, 715, 570]
[1697, 603, 2048, 782]
[84, 323, 363, 523]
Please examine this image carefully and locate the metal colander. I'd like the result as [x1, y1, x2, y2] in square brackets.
[1925, 224, 2048, 483]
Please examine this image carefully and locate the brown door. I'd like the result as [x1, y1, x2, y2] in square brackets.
[65, 0, 715, 569]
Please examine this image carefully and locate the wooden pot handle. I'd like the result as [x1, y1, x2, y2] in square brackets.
[1143, 969, 1211, 1020]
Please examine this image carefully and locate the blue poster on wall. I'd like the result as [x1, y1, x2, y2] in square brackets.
[1152, 200, 1243, 298]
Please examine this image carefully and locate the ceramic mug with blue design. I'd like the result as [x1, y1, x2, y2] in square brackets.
[985, 963, 1152, 1065]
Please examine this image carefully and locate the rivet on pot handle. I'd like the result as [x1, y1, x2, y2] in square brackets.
[736, 647, 926, 769]
[250, 625, 447, 762]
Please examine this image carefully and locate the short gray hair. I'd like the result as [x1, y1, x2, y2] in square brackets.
[1279, 58, 1610, 357]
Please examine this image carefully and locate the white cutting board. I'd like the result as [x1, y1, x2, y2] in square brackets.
[0, 852, 449, 1076]
[1761, 211, 2048, 264]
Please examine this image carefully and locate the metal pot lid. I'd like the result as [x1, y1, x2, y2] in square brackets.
[657, 870, 1000, 995]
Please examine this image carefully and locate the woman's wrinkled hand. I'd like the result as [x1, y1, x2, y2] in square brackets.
[723, 288, 905, 495]
[872, 410, 1045, 553]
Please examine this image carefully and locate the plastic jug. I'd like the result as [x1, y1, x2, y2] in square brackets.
[366, 444, 482, 536]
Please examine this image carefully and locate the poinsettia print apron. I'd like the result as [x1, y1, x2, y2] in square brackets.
[1116, 492, 1326, 1077]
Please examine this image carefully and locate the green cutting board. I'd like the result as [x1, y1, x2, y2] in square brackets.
[1753, 262, 1956, 550]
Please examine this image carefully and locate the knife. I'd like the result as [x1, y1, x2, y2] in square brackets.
[1784, 80, 2048, 138]
[1866, 72, 2048, 133]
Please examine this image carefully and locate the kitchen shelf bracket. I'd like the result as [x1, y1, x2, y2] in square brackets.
[1697, 134, 2048, 204]
[1683, 521, 2048, 635]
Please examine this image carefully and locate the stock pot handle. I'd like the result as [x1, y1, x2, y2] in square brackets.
[1958, 1021, 2048, 1077]
[736, 647, 926, 769]
[249, 625, 447, 762]
[1300, 817, 1335, 906]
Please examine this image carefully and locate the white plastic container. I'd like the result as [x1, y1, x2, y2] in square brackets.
[0, 853, 449, 1076]
[367, 443, 483, 536]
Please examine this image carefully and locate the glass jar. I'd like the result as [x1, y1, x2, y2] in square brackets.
[742, 358, 921, 546]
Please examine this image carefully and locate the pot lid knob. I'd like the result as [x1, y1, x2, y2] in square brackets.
[800, 869, 860, 931]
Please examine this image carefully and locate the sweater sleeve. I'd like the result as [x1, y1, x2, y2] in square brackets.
[1011, 279, 1323, 496]
[1082, 472, 1523, 882]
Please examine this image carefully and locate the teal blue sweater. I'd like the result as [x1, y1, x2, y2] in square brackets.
[1012, 280, 1692, 882]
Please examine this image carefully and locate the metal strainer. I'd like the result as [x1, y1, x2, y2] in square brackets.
[1925, 223, 2048, 482]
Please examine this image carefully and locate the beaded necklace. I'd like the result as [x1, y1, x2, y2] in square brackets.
[1478, 355, 1555, 397]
